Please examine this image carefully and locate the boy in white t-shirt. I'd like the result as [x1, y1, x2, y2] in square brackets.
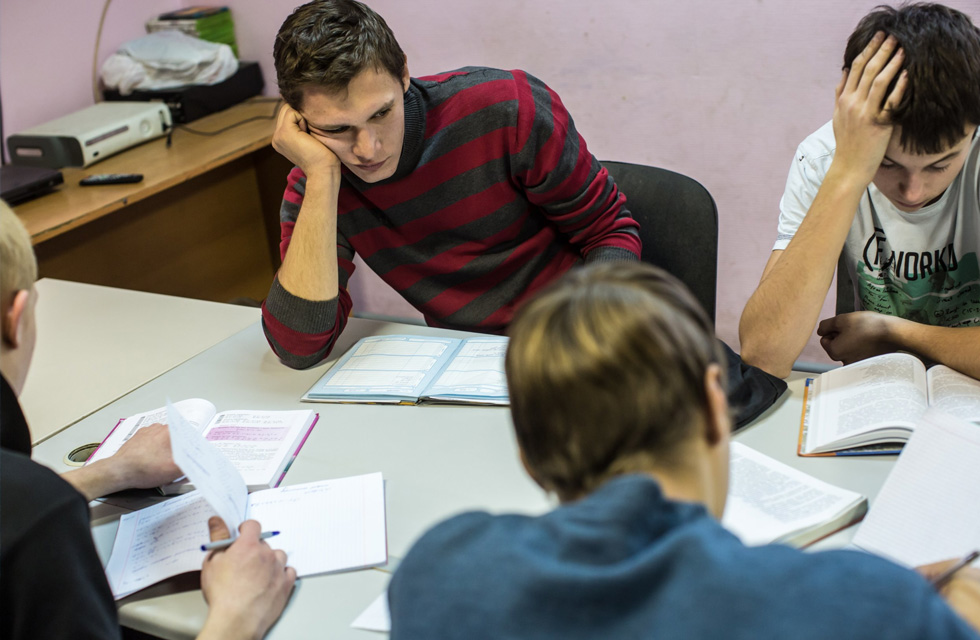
[740, 3, 980, 378]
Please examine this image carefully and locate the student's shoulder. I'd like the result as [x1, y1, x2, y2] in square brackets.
[792, 120, 837, 171]
[415, 67, 548, 102]
[400, 510, 504, 562]
[392, 510, 533, 584]
[1, 450, 86, 543]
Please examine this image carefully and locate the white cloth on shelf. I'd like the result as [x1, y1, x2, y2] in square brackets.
[101, 31, 238, 95]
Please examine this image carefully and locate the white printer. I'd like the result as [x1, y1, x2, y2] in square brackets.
[8, 101, 172, 169]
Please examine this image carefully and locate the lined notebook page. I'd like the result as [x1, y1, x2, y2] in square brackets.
[853, 409, 980, 567]
[105, 492, 214, 599]
[246, 472, 387, 576]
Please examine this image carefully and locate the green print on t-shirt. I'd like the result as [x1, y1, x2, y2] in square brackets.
[855, 251, 980, 326]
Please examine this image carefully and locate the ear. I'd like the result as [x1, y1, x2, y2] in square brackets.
[401, 59, 411, 93]
[702, 363, 730, 447]
[2, 290, 30, 348]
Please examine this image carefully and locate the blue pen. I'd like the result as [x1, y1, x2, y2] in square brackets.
[201, 530, 281, 552]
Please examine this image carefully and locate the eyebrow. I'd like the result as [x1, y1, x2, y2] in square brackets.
[307, 100, 396, 132]
[883, 149, 963, 167]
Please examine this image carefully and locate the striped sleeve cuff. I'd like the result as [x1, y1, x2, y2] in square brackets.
[584, 246, 641, 264]
[264, 276, 339, 333]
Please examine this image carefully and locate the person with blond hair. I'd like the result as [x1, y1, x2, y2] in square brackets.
[0, 201, 296, 640]
[389, 261, 980, 639]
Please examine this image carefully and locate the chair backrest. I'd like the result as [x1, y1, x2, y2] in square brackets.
[602, 161, 719, 323]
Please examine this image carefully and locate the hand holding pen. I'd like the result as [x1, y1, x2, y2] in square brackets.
[202, 529, 280, 552]
[917, 550, 980, 635]
[930, 551, 980, 591]
[198, 518, 296, 639]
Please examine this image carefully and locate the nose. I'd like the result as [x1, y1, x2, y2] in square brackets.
[900, 171, 925, 203]
[352, 128, 378, 162]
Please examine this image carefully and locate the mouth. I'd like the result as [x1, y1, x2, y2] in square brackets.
[355, 159, 387, 173]
[894, 198, 927, 210]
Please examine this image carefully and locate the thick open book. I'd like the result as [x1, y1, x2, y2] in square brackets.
[105, 402, 387, 599]
[852, 409, 980, 568]
[722, 442, 867, 547]
[302, 334, 509, 405]
[798, 353, 980, 456]
[87, 398, 318, 493]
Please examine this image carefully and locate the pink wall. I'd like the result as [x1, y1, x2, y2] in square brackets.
[4, 0, 978, 366]
[1, 0, 180, 139]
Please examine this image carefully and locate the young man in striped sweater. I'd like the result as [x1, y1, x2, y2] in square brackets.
[262, 0, 641, 369]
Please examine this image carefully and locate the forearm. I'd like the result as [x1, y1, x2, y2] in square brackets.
[276, 168, 342, 301]
[889, 321, 980, 380]
[197, 611, 262, 640]
[740, 166, 866, 376]
[61, 459, 130, 501]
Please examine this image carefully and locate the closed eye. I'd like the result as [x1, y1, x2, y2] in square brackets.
[311, 125, 349, 135]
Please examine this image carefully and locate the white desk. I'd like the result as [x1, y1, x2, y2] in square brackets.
[31, 318, 550, 639]
[28, 316, 896, 638]
[21, 279, 259, 444]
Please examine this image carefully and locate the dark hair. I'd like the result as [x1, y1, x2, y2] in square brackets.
[274, 0, 406, 109]
[505, 262, 726, 502]
[844, 3, 980, 154]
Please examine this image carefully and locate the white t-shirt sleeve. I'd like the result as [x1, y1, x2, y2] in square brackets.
[774, 122, 836, 251]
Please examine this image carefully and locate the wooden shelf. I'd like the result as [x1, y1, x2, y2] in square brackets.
[13, 97, 293, 304]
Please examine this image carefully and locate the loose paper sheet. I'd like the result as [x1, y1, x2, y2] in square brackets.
[351, 592, 391, 633]
[853, 408, 980, 567]
[167, 399, 247, 536]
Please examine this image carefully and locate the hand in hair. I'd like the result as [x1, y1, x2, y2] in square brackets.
[831, 30, 908, 187]
[272, 103, 343, 178]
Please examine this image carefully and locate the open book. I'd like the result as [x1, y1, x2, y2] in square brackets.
[105, 402, 387, 599]
[302, 334, 509, 405]
[722, 442, 867, 547]
[87, 398, 318, 493]
[852, 409, 980, 567]
[798, 353, 980, 456]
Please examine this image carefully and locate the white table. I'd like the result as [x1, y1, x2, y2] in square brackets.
[29, 315, 897, 638]
[31, 318, 550, 639]
[21, 279, 259, 444]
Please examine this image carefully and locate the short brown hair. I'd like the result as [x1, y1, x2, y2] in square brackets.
[0, 200, 37, 309]
[844, 3, 980, 154]
[506, 262, 726, 502]
[274, 0, 406, 109]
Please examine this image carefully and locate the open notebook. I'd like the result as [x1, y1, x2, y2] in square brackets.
[104, 401, 387, 599]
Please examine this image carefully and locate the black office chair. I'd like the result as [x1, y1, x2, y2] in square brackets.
[602, 161, 719, 324]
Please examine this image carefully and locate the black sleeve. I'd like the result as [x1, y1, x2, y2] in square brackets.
[1, 458, 121, 640]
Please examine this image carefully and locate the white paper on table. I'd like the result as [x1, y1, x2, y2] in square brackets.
[104, 491, 215, 598]
[853, 408, 980, 567]
[248, 473, 388, 576]
[351, 592, 391, 633]
[167, 399, 247, 537]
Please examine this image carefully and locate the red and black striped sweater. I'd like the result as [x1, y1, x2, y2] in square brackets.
[262, 67, 641, 368]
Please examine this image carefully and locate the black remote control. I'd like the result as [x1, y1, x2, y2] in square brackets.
[79, 173, 144, 186]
